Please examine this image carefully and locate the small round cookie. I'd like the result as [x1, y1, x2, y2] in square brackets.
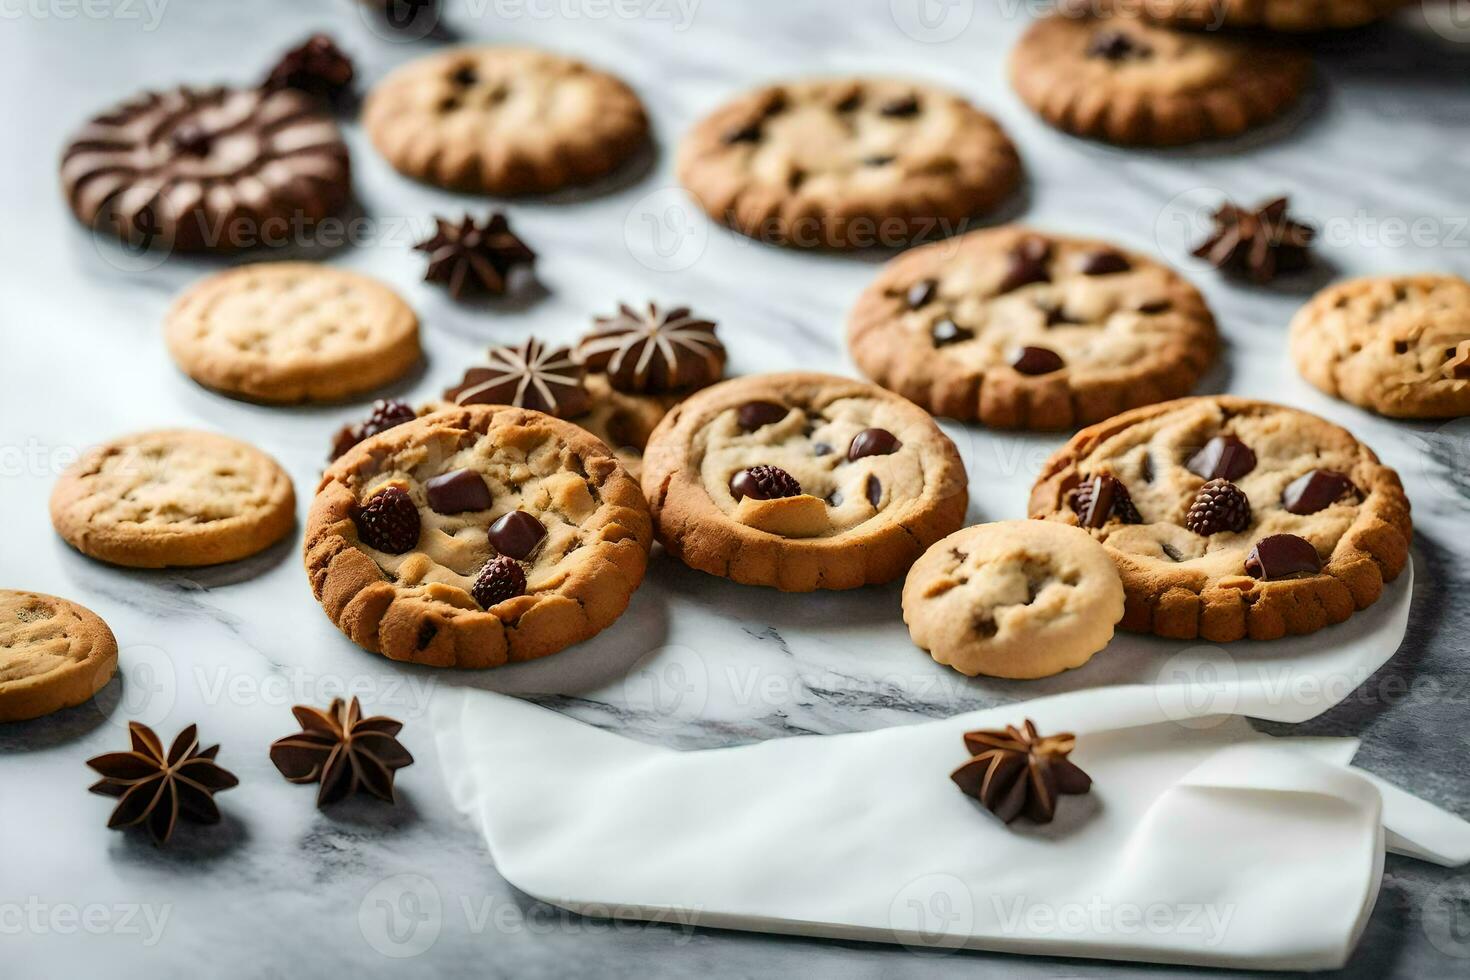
[363, 46, 648, 194]
[640, 373, 969, 592]
[1142, 0, 1408, 32]
[1009, 11, 1310, 146]
[1028, 396, 1412, 642]
[677, 78, 1021, 249]
[1290, 274, 1470, 419]
[902, 521, 1125, 679]
[61, 85, 350, 252]
[848, 226, 1217, 429]
[165, 263, 421, 404]
[304, 405, 652, 668]
[51, 431, 296, 568]
[0, 591, 118, 723]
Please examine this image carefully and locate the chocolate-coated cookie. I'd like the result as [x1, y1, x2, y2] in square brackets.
[61, 86, 350, 252]
[1028, 396, 1412, 642]
[1009, 11, 1310, 146]
[677, 77, 1021, 249]
[848, 226, 1217, 429]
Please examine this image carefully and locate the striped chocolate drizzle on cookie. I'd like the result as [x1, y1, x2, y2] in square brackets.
[445, 338, 590, 418]
[578, 302, 725, 394]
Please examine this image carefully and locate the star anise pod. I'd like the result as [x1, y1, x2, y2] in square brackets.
[261, 34, 355, 106]
[414, 213, 536, 300]
[270, 697, 414, 807]
[86, 723, 239, 845]
[578, 302, 726, 394]
[1192, 197, 1315, 284]
[444, 337, 591, 418]
[950, 720, 1092, 824]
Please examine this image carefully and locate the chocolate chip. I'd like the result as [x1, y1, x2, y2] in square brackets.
[906, 279, 937, 308]
[1136, 299, 1172, 315]
[1186, 435, 1257, 482]
[1245, 534, 1322, 580]
[1394, 340, 1410, 355]
[1011, 346, 1065, 375]
[487, 511, 546, 560]
[931, 319, 974, 347]
[997, 238, 1052, 294]
[730, 465, 802, 501]
[866, 474, 882, 506]
[813, 442, 833, 457]
[847, 428, 901, 461]
[879, 94, 920, 117]
[1068, 474, 1141, 528]
[1078, 250, 1131, 276]
[1140, 452, 1155, 484]
[737, 400, 788, 431]
[1087, 29, 1151, 61]
[1282, 470, 1357, 515]
[1037, 300, 1081, 327]
[170, 123, 212, 157]
[835, 90, 862, 112]
[863, 155, 896, 166]
[1161, 542, 1184, 562]
[451, 66, 478, 86]
[723, 121, 762, 144]
[426, 469, 493, 515]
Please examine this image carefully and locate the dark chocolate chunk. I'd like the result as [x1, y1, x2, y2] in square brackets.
[1136, 299, 1172, 314]
[1068, 474, 1141, 528]
[737, 400, 788, 432]
[931, 319, 974, 347]
[1078, 250, 1131, 276]
[847, 428, 901, 461]
[863, 155, 896, 167]
[425, 469, 492, 514]
[866, 474, 882, 506]
[997, 237, 1052, 294]
[1282, 470, 1357, 515]
[1161, 542, 1184, 562]
[879, 94, 920, 117]
[906, 278, 938, 309]
[1011, 346, 1065, 376]
[1186, 435, 1256, 482]
[487, 511, 546, 560]
[1245, 534, 1322, 580]
[723, 120, 763, 144]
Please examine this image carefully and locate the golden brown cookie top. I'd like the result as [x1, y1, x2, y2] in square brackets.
[0, 590, 119, 722]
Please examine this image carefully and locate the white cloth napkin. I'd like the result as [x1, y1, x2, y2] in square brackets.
[436, 683, 1470, 971]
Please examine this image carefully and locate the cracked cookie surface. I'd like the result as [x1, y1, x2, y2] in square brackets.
[0, 591, 118, 722]
[305, 405, 652, 668]
[1141, 0, 1408, 32]
[677, 77, 1021, 249]
[165, 263, 421, 404]
[1028, 396, 1412, 642]
[363, 45, 649, 194]
[1290, 274, 1470, 419]
[902, 521, 1124, 679]
[848, 226, 1217, 429]
[641, 372, 968, 591]
[50, 430, 296, 568]
[1009, 11, 1309, 146]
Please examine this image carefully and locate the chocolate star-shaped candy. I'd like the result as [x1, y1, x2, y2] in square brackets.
[87, 722, 239, 845]
[414, 213, 536, 300]
[1192, 197, 1315, 284]
[270, 697, 414, 806]
[950, 720, 1092, 824]
[578, 302, 725, 393]
[445, 338, 591, 418]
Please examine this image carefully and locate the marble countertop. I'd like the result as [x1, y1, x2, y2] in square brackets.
[4, 1, 1469, 976]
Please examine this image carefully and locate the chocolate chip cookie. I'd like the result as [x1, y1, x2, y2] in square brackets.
[903, 521, 1125, 679]
[1028, 396, 1412, 642]
[1142, 0, 1409, 32]
[1009, 10, 1310, 146]
[61, 85, 350, 252]
[1290, 274, 1470, 419]
[640, 373, 969, 591]
[51, 430, 297, 568]
[304, 405, 652, 668]
[677, 78, 1021, 249]
[363, 46, 648, 194]
[848, 226, 1217, 429]
[165, 263, 421, 404]
[0, 591, 118, 723]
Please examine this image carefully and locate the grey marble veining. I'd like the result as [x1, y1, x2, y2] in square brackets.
[3, 1, 1470, 977]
